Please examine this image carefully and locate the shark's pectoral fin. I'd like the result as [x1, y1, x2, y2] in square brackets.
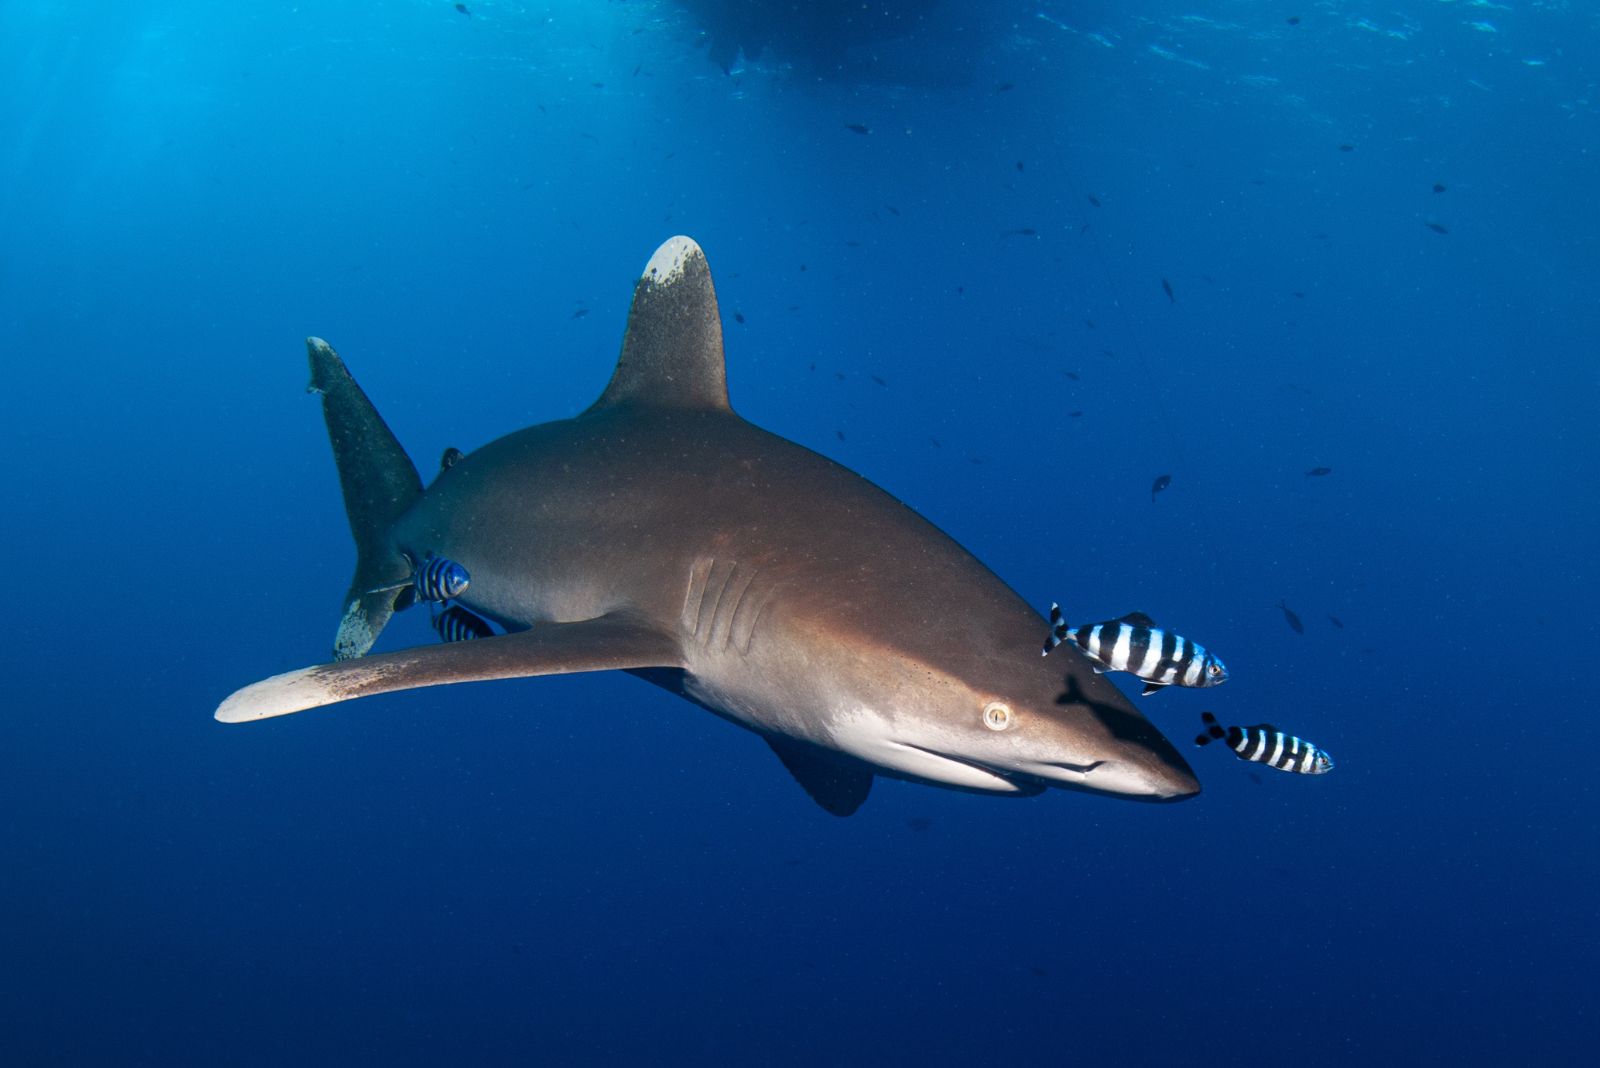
[764, 736, 875, 817]
[217, 613, 683, 723]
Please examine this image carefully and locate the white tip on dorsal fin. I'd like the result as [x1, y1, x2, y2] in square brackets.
[586, 236, 732, 414]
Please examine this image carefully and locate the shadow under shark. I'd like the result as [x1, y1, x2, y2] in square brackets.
[217, 237, 1199, 815]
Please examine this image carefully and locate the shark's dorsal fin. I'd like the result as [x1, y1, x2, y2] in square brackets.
[586, 236, 731, 414]
[765, 736, 875, 817]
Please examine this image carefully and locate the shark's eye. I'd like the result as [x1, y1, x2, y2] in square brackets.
[982, 702, 1013, 731]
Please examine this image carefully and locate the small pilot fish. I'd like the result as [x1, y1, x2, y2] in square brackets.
[1042, 605, 1228, 695]
[1277, 599, 1305, 634]
[1195, 712, 1333, 775]
[1151, 473, 1172, 501]
[434, 605, 493, 643]
[414, 553, 470, 603]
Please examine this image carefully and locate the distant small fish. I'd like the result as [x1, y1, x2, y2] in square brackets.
[1016, 160, 1025, 172]
[1286, 16, 1300, 26]
[869, 374, 888, 386]
[1432, 183, 1447, 193]
[1196, 712, 1333, 775]
[1151, 473, 1172, 501]
[1003, 228, 1038, 237]
[1426, 222, 1449, 235]
[1338, 143, 1354, 152]
[996, 82, 1015, 92]
[906, 817, 933, 832]
[1063, 371, 1080, 381]
[1305, 466, 1333, 477]
[454, 2, 471, 15]
[1328, 614, 1345, 629]
[884, 204, 901, 216]
[734, 311, 746, 324]
[1087, 194, 1102, 207]
[1161, 277, 1176, 303]
[836, 430, 845, 441]
[1068, 410, 1084, 418]
[1291, 290, 1306, 298]
[1084, 319, 1097, 329]
[434, 604, 493, 643]
[571, 308, 589, 319]
[1277, 600, 1304, 634]
[844, 123, 870, 135]
[1044, 605, 1229, 695]
[439, 447, 464, 472]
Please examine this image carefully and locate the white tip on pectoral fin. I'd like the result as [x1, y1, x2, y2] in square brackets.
[216, 665, 348, 723]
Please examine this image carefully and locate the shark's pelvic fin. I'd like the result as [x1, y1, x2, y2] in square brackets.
[764, 736, 875, 817]
[307, 337, 423, 660]
[216, 613, 685, 723]
[585, 236, 731, 414]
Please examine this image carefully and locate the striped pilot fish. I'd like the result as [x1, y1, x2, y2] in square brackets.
[433, 604, 494, 643]
[1041, 605, 1228, 696]
[368, 553, 471, 605]
[413, 553, 471, 603]
[1195, 712, 1333, 775]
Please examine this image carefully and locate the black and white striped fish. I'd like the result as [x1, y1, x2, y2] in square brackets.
[367, 553, 472, 605]
[1041, 605, 1228, 695]
[1195, 712, 1333, 775]
[433, 604, 493, 643]
[413, 553, 471, 603]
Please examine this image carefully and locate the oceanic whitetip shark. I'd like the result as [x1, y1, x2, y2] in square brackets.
[217, 237, 1199, 814]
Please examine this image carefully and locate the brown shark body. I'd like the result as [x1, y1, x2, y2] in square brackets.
[216, 237, 1198, 814]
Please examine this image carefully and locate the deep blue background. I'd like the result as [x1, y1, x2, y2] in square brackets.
[2, 2, 1596, 1064]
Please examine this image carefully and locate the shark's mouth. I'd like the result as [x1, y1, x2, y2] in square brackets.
[892, 742, 1056, 795]
[900, 743, 1108, 783]
[889, 742, 1164, 800]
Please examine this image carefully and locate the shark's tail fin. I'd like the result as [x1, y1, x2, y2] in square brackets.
[306, 337, 423, 660]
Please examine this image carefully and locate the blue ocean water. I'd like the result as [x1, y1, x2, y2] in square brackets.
[2, 1, 1596, 1063]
